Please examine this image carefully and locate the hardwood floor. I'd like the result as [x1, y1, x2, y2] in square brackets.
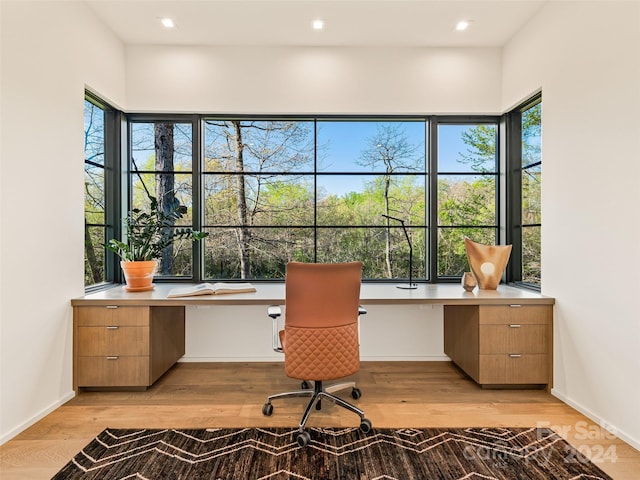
[1, 362, 638, 479]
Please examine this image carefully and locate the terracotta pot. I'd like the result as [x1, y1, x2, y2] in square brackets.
[121, 260, 157, 292]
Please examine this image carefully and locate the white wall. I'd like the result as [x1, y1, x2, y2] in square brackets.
[125, 45, 502, 114]
[183, 304, 445, 362]
[0, 1, 125, 443]
[503, 2, 640, 449]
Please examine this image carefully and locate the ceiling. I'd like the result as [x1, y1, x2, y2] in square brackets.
[85, 0, 547, 48]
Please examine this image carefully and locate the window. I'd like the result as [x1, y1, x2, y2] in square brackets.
[521, 101, 542, 286]
[84, 95, 109, 287]
[436, 120, 499, 279]
[120, 115, 512, 284]
[128, 118, 199, 278]
[201, 119, 427, 280]
[506, 94, 542, 288]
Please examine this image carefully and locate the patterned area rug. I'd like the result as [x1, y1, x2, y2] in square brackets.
[52, 427, 612, 480]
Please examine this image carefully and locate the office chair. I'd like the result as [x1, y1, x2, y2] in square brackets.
[261, 261, 372, 447]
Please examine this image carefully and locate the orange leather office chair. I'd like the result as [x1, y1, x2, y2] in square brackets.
[261, 261, 372, 447]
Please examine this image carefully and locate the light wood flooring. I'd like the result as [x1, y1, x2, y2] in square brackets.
[1, 362, 638, 479]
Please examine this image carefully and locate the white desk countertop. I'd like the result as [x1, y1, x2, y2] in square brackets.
[72, 282, 554, 307]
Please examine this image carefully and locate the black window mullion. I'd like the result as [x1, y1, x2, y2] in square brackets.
[428, 117, 439, 282]
[192, 115, 203, 282]
[105, 109, 124, 284]
[505, 109, 522, 283]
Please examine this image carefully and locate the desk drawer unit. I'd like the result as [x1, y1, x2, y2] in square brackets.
[444, 304, 552, 388]
[73, 305, 185, 390]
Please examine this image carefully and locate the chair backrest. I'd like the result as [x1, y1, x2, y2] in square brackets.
[285, 261, 363, 328]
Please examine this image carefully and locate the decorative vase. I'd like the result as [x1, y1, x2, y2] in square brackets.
[464, 238, 512, 290]
[461, 272, 477, 292]
[120, 260, 157, 292]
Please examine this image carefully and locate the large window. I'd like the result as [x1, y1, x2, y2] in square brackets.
[505, 94, 542, 289]
[121, 116, 513, 283]
[201, 119, 427, 281]
[521, 101, 542, 286]
[84, 96, 108, 287]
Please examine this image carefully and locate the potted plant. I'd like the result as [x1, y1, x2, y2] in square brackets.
[107, 195, 208, 291]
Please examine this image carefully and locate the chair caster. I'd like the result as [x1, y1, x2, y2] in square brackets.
[351, 387, 362, 399]
[296, 430, 311, 447]
[359, 418, 372, 433]
[262, 403, 273, 416]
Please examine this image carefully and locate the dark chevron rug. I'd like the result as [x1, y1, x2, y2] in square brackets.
[52, 427, 613, 480]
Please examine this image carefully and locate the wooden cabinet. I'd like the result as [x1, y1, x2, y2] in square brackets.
[73, 305, 185, 390]
[444, 304, 552, 389]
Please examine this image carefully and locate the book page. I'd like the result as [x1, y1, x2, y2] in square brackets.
[167, 282, 255, 298]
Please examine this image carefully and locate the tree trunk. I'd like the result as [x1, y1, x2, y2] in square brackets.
[231, 121, 251, 278]
[384, 171, 392, 278]
[154, 123, 175, 275]
[84, 219, 102, 284]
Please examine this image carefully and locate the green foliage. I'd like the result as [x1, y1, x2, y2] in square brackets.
[106, 195, 207, 262]
[459, 125, 497, 172]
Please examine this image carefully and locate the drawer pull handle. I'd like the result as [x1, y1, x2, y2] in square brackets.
[106, 326, 119, 330]
[509, 304, 522, 308]
[106, 305, 119, 309]
[509, 354, 522, 358]
[106, 356, 119, 360]
[509, 324, 521, 328]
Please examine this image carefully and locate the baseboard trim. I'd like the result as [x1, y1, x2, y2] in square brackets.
[179, 356, 451, 363]
[552, 388, 640, 451]
[0, 391, 76, 445]
[179, 356, 282, 362]
[361, 356, 450, 362]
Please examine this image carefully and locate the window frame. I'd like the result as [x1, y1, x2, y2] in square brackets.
[505, 93, 542, 290]
[126, 114, 204, 281]
[114, 113, 511, 283]
[84, 91, 121, 292]
[430, 116, 502, 282]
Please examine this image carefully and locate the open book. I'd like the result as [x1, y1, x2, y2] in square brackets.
[167, 282, 256, 298]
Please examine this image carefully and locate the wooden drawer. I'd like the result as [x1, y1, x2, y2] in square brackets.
[479, 324, 548, 354]
[76, 306, 149, 327]
[76, 326, 149, 356]
[444, 304, 553, 388]
[479, 305, 551, 325]
[479, 354, 549, 384]
[76, 356, 150, 387]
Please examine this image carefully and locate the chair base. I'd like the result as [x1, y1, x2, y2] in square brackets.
[262, 380, 372, 446]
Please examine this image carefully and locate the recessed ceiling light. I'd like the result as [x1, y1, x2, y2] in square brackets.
[455, 20, 470, 31]
[160, 18, 175, 29]
[312, 19, 324, 30]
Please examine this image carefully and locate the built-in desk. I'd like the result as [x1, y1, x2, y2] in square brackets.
[71, 283, 555, 391]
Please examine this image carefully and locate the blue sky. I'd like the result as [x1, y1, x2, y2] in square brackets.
[316, 121, 491, 196]
[129, 120, 493, 197]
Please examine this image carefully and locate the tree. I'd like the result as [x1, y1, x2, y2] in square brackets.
[84, 101, 105, 285]
[358, 124, 421, 278]
[129, 122, 196, 277]
[460, 125, 496, 172]
[204, 120, 313, 278]
[521, 103, 542, 285]
[154, 123, 176, 275]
